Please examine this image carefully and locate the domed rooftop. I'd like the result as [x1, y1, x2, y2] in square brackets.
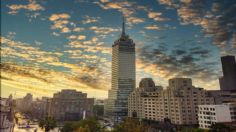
[139, 78, 155, 88]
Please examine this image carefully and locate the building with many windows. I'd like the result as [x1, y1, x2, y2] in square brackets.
[105, 17, 136, 122]
[198, 103, 236, 129]
[48, 89, 94, 121]
[15, 93, 33, 113]
[207, 90, 236, 104]
[0, 95, 15, 132]
[128, 78, 214, 125]
[128, 78, 162, 119]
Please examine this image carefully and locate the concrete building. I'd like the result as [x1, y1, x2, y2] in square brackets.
[128, 78, 162, 119]
[105, 17, 136, 122]
[198, 103, 236, 129]
[219, 55, 236, 91]
[31, 97, 50, 119]
[94, 99, 105, 117]
[94, 99, 105, 106]
[128, 78, 214, 125]
[15, 93, 33, 113]
[207, 90, 236, 104]
[48, 89, 94, 121]
[0, 95, 15, 132]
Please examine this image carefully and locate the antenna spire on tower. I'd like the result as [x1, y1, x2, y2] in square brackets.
[122, 15, 125, 36]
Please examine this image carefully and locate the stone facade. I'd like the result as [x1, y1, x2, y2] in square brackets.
[128, 78, 214, 125]
[48, 89, 94, 121]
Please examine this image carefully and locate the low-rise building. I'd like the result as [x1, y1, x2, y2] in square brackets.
[207, 90, 236, 104]
[128, 78, 214, 125]
[198, 103, 236, 129]
[48, 89, 94, 121]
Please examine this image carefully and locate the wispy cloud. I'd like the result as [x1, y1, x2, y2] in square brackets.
[73, 27, 84, 32]
[82, 15, 101, 24]
[89, 26, 120, 35]
[1, 36, 111, 98]
[49, 13, 72, 33]
[7, 0, 44, 14]
[147, 11, 169, 22]
[144, 25, 162, 30]
[94, 1, 145, 26]
[1, 37, 62, 63]
[126, 16, 145, 24]
[49, 13, 70, 21]
[1, 63, 108, 98]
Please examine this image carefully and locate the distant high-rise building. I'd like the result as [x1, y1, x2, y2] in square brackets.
[219, 56, 236, 91]
[16, 93, 33, 113]
[105, 17, 136, 122]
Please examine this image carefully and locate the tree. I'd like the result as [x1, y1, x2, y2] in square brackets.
[77, 117, 101, 132]
[180, 127, 208, 132]
[113, 118, 148, 132]
[75, 125, 90, 132]
[39, 116, 57, 132]
[15, 116, 19, 124]
[93, 105, 104, 117]
[61, 117, 103, 132]
[210, 123, 233, 132]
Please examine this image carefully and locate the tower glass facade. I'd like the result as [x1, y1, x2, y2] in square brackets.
[105, 18, 135, 121]
[219, 56, 236, 91]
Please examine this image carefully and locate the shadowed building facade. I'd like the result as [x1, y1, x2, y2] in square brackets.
[219, 56, 236, 91]
[48, 89, 94, 121]
[105, 17, 136, 122]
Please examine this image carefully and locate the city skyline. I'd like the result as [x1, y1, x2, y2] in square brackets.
[1, 0, 236, 99]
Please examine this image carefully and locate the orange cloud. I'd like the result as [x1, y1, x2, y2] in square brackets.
[148, 11, 169, 22]
[8, 0, 44, 14]
[78, 35, 86, 40]
[144, 25, 162, 30]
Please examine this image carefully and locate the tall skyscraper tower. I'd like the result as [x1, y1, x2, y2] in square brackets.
[105, 17, 136, 121]
[219, 56, 236, 91]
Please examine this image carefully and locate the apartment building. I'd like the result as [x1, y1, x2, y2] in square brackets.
[198, 103, 236, 129]
[128, 78, 214, 125]
[128, 78, 162, 118]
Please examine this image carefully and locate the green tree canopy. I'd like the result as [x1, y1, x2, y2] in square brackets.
[39, 116, 57, 132]
[210, 123, 234, 132]
[61, 117, 102, 132]
[113, 118, 148, 132]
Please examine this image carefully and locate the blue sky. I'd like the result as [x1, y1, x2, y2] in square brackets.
[1, 0, 236, 99]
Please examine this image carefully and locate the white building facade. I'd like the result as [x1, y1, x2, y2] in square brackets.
[198, 103, 236, 129]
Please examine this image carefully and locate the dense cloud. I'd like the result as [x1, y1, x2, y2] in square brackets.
[139, 44, 220, 84]
[158, 0, 236, 55]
